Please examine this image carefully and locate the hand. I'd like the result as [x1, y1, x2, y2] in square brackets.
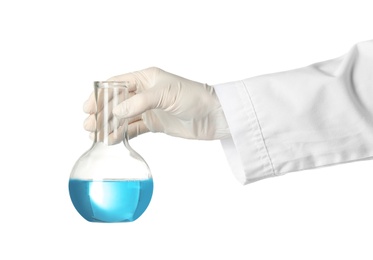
[83, 67, 230, 142]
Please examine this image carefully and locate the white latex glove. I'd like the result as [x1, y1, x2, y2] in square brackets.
[83, 67, 230, 142]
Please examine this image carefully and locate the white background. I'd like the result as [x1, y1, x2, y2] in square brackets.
[1, 0, 372, 259]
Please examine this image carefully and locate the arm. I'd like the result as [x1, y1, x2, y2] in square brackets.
[214, 40, 373, 184]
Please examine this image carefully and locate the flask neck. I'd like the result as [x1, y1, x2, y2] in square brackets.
[94, 82, 128, 145]
[94, 119, 128, 145]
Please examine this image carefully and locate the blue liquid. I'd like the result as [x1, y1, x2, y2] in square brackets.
[69, 179, 153, 222]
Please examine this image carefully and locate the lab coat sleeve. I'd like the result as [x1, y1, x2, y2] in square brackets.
[213, 40, 373, 185]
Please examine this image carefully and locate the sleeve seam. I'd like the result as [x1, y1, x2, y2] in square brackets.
[241, 80, 276, 176]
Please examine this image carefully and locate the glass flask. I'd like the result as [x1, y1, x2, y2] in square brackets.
[69, 81, 153, 223]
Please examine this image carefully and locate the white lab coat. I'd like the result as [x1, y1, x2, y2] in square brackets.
[214, 40, 373, 185]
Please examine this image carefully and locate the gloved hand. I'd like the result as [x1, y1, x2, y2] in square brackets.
[83, 67, 230, 142]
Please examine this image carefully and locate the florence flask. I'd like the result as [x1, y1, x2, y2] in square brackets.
[69, 81, 153, 223]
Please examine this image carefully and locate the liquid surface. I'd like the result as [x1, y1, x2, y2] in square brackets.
[69, 179, 153, 222]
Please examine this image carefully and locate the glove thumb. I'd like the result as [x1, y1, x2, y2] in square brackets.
[113, 89, 158, 119]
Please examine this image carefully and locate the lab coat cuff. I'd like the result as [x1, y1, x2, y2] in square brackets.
[214, 81, 275, 184]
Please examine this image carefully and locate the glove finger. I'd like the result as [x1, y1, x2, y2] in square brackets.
[94, 121, 124, 145]
[113, 89, 159, 119]
[94, 119, 149, 144]
[83, 91, 96, 114]
[107, 122, 125, 145]
[128, 120, 149, 139]
[95, 87, 129, 115]
[101, 118, 149, 142]
[107, 73, 138, 92]
[86, 66, 158, 115]
[94, 91, 135, 130]
[84, 84, 135, 116]
[84, 114, 96, 132]
[98, 114, 142, 136]
[87, 115, 143, 141]
[108, 67, 161, 92]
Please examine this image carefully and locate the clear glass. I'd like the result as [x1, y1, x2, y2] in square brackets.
[69, 81, 153, 223]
